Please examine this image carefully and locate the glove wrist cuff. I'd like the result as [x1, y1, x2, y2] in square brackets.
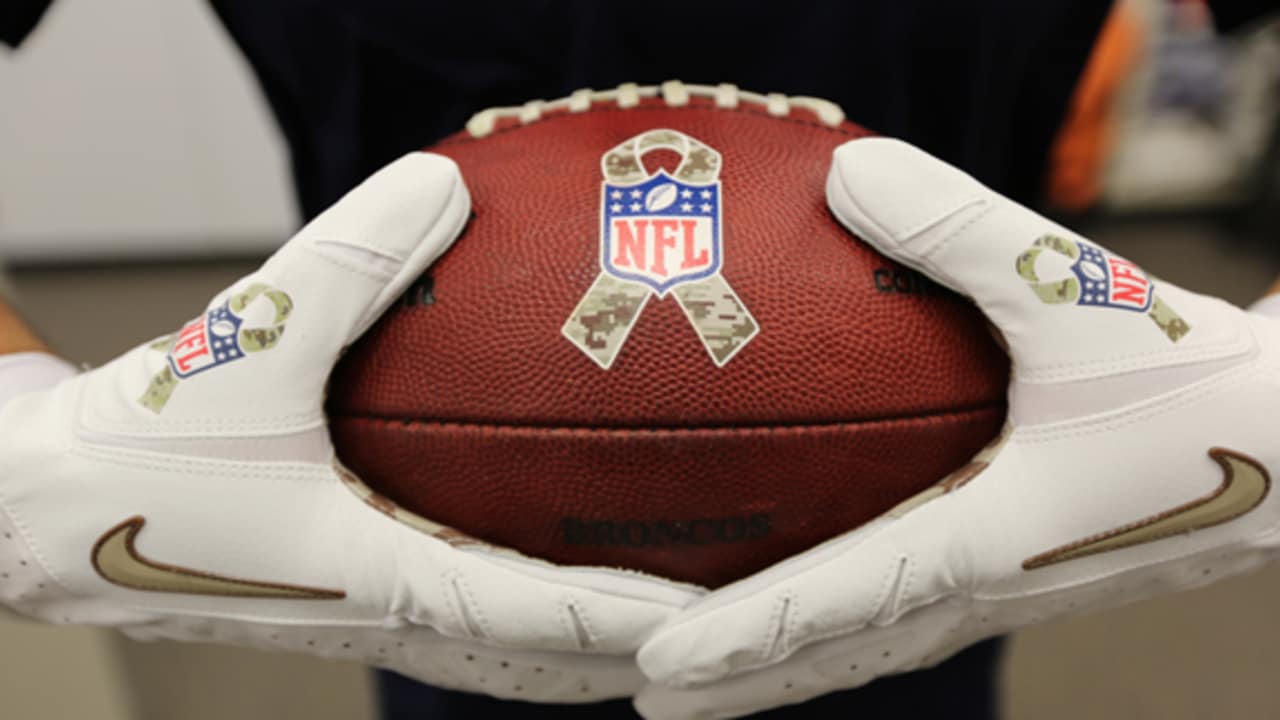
[1248, 295, 1280, 319]
[0, 352, 77, 410]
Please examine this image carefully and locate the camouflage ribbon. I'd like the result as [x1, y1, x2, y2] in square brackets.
[1016, 234, 1189, 342]
[562, 129, 758, 369]
[139, 283, 293, 412]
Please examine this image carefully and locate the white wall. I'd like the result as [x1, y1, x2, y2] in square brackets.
[0, 0, 296, 262]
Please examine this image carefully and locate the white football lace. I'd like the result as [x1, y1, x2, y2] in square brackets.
[465, 80, 847, 138]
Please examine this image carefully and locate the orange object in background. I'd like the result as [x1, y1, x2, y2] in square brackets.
[1049, 0, 1144, 212]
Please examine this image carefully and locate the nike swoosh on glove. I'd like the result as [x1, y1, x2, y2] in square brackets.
[634, 138, 1280, 719]
[0, 153, 695, 703]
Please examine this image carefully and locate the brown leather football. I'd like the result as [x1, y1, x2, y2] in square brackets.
[327, 82, 1008, 589]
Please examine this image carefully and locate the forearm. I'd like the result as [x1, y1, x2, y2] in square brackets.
[1266, 276, 1280, 300]
[0, 296, 50, 356]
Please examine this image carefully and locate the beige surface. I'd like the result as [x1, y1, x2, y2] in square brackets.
[3, 218, 1280, 719]
[0, 622, 137, 720]
[1006, 570, 1280, 719]
[0, 0, 296, 259]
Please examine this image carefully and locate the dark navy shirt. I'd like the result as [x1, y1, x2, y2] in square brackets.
[207, 0, 1112, 219]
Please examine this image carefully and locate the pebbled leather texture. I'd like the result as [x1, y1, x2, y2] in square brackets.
[328, 97, 1009, 588]
[0, 501, 66, 621]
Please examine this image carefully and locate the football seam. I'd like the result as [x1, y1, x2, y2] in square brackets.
[437, 101, 872, 149]
[332, 403, 1004, 435]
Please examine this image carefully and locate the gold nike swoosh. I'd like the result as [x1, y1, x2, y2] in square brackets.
[1024, 448, 1270, 570]
[92, 516, 344, 599]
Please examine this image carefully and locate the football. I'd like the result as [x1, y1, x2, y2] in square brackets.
[644, 182, 679, 212]
[327, 82, 1009, 589]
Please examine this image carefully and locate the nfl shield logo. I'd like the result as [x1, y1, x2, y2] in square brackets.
[141, 281, 292, 413]
[601, 170, 721, 296]
[1071, 243, 1153, 313]
[561, 127, 759, 370]
[167, 302, 247, 379]
[1015, 233, 1187, 344]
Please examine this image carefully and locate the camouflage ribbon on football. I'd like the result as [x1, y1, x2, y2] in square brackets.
[1016, 234, 1189, 342]
[562, 129, 758, 369]
[139, 283, 293, 412]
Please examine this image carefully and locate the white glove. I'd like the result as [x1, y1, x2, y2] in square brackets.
[0, 153, 694, 703]
[635, 138, 1280, 719]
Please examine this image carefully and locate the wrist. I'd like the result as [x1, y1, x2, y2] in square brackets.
[0, 302, 49, 355]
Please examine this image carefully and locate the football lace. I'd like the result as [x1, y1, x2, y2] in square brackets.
[465, 80, 846, 138]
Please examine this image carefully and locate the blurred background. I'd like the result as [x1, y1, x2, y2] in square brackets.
[1, 0, 1278, 717]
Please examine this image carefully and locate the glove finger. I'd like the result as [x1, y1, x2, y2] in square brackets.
[257, 151, 469, 350]
[636, 511, 949, 688]
[233, 472, 701, 655]
[406, 535, 702, 654]
[385, 628, 650, 703]
[827, 138, 1241, 384]
[125, 613, 650, 703]
[634, 598, 978, 720]
[130, 152, 469, 421]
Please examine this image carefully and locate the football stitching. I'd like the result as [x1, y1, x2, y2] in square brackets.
[460, 81, 851, 137]
[437, 100, 870, 149]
